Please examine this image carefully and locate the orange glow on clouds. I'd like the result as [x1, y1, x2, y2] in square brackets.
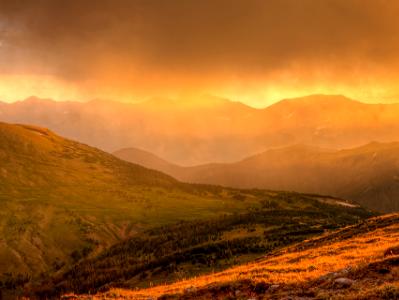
[1, 1, 399, 107]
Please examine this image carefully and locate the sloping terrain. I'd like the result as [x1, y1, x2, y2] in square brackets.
[0, 122, 274, 283]
[2, 94, 399, 165]
[0, 121, 375, 299]
[68, 214, 399, 300]
[115, 143, 399, 212]
[27, 193, 372, 298]
[113, 147, 181, 176]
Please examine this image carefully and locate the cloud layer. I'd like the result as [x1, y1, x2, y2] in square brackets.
[1, 0, 399, 104]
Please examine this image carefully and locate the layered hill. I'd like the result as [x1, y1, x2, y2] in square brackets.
[114, 142, 399, 212]
[2, 94, 399, 165]
[69, 213, 399, 300]
[0, 122, 275, 282]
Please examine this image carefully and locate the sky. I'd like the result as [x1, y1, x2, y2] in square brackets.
[0, 0, 399, 107]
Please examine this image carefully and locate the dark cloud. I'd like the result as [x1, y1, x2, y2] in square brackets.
[0, 0, 399, 101]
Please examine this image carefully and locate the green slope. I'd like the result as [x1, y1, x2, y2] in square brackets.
[0, 122, 264, 281]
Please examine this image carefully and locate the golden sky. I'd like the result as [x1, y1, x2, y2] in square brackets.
[1, 0, 399, 107]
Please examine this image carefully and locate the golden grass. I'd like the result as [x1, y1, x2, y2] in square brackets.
[65, 214, 399, 299]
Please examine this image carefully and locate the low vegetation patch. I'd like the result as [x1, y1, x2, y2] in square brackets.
[58, 214, 399, 300]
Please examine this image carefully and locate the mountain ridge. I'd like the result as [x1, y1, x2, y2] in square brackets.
[114, 142, 399, 212]
[4, 93, 399, 110]
[3, 94, 399, 165]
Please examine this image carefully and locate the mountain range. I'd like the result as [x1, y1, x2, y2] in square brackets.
[2, 94, 399, 165]
[2, 93, 399, 297]
[114, 142, 399, 212]
[0, 121, 373, 299]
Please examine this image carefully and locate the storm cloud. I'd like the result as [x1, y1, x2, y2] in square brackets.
[0, 0, 399, 104]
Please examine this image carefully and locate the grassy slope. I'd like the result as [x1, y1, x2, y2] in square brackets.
[73, 214, 399, 300]
[0, 122, 267, 280]
[28, 193, 373, 298]
[0, 121, 378, 300]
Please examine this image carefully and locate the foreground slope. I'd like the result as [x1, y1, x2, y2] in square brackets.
[29, 193, 372, 297]
[73, 214, 399, 300]
[3, 94, 399, 165]
[115, 143, 399, 212]
[0, 122, 269, 280]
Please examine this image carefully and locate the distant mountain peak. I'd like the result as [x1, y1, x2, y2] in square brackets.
[22, 96, 56, 105]
[269, 143, 333, 153]
[270, 94, 363, 109]
[141, 94, 253, 110]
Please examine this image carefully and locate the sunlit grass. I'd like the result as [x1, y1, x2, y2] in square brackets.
[78, 214, 399, 299]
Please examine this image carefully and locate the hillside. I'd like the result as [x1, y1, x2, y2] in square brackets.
[0, 122, 277, 283]
[0, 122, 375, 298]
[114, 143, 399, 213]
[3, 94, 399, 165]
[67, 213, 399, 300]
[28, 192, 372, 298]
[113, 147, 181, 176]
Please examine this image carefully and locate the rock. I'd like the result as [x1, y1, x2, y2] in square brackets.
[334, 277, 354, 288]
[269, 284, 280, 292]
